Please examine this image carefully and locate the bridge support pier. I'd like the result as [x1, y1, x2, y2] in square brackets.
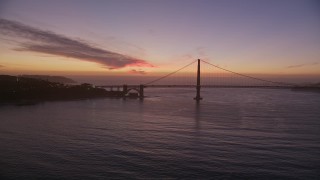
[123, 84, 128, 97]
[194, 59, 202, 101]
[139, 84, 144, 99]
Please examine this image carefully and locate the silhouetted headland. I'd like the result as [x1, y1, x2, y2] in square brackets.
[21, 75, 76, 84]
[0, 75, 123, 105]
[292, 83, 320, 93]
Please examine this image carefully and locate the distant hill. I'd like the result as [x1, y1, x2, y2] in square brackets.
[21, 75, 76, 83]
[291, 82, 320, 93]
[300, 82, 320, 87]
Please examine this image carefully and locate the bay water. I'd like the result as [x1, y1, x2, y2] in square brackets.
[1, 88, 320, 179]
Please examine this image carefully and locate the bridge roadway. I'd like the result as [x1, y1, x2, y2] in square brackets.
[97, 85, 292, 89]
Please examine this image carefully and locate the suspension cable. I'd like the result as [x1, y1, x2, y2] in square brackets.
[201, 60, 296, 86]
[144, 60, 197, 85]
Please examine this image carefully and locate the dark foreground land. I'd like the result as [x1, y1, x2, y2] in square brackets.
[0, 75, 122, 104]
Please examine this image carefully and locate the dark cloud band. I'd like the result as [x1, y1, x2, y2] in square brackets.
[287, 62, 319, 69]
[129, 69, 146, 75]
[0, 18, 153, 69]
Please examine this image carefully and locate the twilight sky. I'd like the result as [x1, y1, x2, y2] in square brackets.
[0, 0, 319, 77]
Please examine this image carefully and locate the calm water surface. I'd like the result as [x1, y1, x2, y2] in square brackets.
[1, 88, 320, 179]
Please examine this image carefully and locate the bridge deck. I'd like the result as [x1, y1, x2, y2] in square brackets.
[97, 85, 291, 89]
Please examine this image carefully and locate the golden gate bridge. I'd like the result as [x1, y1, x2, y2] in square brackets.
[98, 59, 296, 101]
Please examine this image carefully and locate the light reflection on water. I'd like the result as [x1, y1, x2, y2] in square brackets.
[0, 88, 320, 179]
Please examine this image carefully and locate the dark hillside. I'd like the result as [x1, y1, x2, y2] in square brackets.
[0, 75, 122, 103]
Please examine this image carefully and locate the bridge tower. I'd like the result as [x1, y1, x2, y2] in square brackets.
[139, 84, 144, 99]
[123, 84, 128, 96]
[194, 59, 202, 101]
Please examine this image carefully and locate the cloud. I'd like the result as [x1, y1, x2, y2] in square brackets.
[128, 69, 146, 75]
[0, 18, 154, 69]
[287, 62, 319, 69]
[0, 65, 4, 68]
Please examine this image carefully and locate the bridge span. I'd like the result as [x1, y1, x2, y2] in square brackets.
[97, 59, 295, 100]
[98, 85, 291, 89]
